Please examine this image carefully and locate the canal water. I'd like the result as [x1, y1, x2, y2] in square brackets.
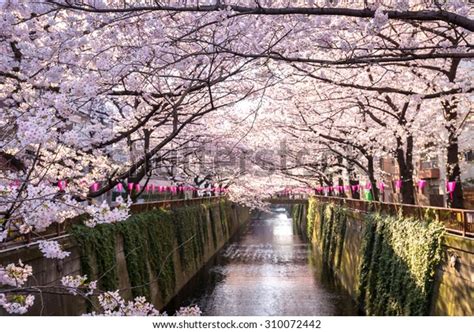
[165, 207, 358, 315]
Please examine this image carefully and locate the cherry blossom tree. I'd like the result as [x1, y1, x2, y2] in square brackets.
[0, 0, 256, 314]
[197, 2, 473, 205]
[0, 0, 473, 315]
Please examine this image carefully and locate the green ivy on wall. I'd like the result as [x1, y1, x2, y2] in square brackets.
[291, 204, 299, 222]
[294, 198, 444, 316]
[293, 199, 347, 267]
[118, 210, 177, 299]
[70, 223, 119, 292]
[319, 203, 347, 269]
[219, 200, 229, 237]
[71, 208, 177, 299]
[358, 213, 444, 315]
[70, 201, 231, 304]
[292, 203, 310, 239]
[305, 201, 316, 240]
[208, 204, 220, 248]
[173, 205, 209, 272]
[199, 204, 210, 244]
[291, 204, 301, 235]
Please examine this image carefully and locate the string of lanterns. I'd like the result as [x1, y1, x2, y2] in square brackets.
[101, 182, 228, 194]
[6, 180, 228, 194]
[90, 182, 228, 194]
[5, 178, 457, 198]
[282, 179, 458, 198]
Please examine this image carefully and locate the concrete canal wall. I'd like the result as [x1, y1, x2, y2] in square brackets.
[292, 199, 474, 316]
[0, 200, 249, 315]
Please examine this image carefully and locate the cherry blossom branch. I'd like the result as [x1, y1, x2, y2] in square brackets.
[45, 2, 474, 31]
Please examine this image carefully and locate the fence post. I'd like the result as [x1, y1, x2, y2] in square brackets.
[462, 211, 467, 237]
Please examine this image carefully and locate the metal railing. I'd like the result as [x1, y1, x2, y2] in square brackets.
[0, 196, 223, 249]
[270, 195, 474, 238]
[130, 196, 222, 213]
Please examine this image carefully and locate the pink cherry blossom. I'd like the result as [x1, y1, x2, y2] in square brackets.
[38, 240, 70, 260]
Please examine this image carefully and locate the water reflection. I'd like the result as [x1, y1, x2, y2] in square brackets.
[165, 209, 358, 316]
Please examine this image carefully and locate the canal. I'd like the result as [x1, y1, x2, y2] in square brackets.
[165, 207, 358, 315]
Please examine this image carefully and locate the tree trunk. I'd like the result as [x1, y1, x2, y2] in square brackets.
[444, 59, 464, 208]
[347, 162, 360, 199]
[337, 178, 345, 197]
[396, 136, 415, 205]
[367, 156, 379, 201]
[349, 179, 360, 199]
[446, 130, 464, 208]
[327, 179, 334, 197]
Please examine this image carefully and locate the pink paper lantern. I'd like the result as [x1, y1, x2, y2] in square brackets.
[417, 179, 427, 192]
[378, 182, 385, 192]
[145, 184, 152, 192]
[447, 181, 456, 192]
[395, 179, 402, 191]
[365, 182, 372, 190]
[447, 181, 456, 200]
[91, 182, 99, 192]
[127, 183, 134, 191]
[116, 183, 123, 192]
[58, 180, 67, 191]
[135, 183, 141, 192]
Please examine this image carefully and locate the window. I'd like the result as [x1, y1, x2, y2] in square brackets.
[464, 150, 474, 162]
[420, 159, 438, 169]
